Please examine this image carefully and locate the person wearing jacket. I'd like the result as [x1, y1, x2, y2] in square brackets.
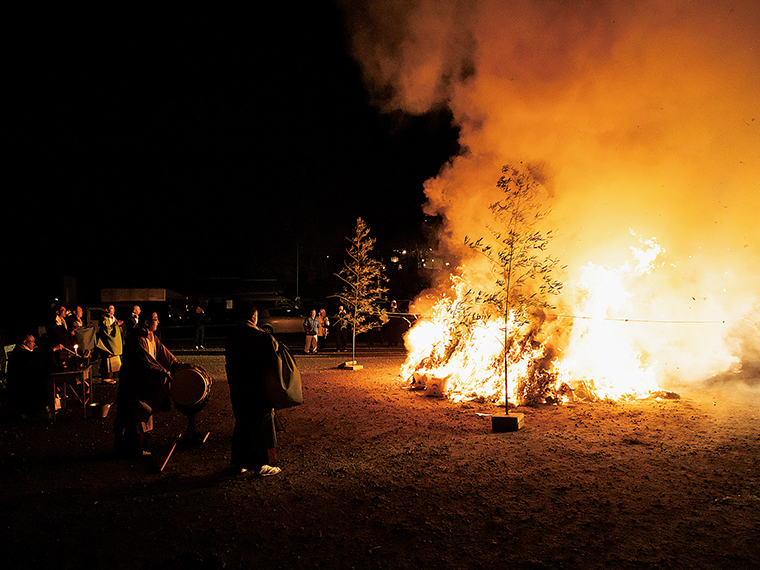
[303, 309, 319, 354]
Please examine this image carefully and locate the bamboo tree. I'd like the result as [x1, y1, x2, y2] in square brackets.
[333, 217, 388, 365]
[465, 165, 564, 407]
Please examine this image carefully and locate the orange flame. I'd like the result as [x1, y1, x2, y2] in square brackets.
[401, 232, 742, 404]
[552, 233, 666, 400]
[402, 274, 561, 405]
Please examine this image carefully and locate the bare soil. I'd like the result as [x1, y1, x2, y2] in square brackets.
[1, 349, 758, 570]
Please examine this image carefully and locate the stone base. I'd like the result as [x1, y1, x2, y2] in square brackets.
[339, 361, 364, 370]
[491, 413, 524, 432]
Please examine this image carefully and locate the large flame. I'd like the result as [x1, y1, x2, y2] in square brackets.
[555, 232, 668, 400]
[401, 231, 750, 404]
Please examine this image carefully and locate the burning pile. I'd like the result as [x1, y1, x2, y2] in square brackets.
[401, 233, 696, 405]
[401, 273, 563, 405]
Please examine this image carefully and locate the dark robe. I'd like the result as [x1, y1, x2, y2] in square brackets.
[7, 345, 50, 416]
[123, 313, 140, 341]
[49, 317, 73, 350]
[66, 315, 83, 335]
[225, 321, 279, 469]
[113, 323, 178, 455]
[73, 325, 97, 352]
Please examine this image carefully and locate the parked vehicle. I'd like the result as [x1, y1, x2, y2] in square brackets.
[257, 307, 306, 335]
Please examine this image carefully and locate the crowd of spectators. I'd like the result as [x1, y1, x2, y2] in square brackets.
[1, 303, 141, 419]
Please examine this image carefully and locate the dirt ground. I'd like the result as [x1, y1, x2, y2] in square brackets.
[1, 349, 758, 570]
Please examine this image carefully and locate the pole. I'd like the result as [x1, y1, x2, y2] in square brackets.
[504, 295, 509, 410]
[352, 283, 358, 364]
[505, 239, 513, 410]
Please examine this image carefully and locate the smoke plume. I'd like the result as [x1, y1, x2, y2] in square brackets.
[341, 0, 760, 391]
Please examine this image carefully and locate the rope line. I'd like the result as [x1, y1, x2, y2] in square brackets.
[551, 314, 727, 324]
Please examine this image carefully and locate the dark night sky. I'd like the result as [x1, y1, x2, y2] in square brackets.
[4, 3, 459, 325]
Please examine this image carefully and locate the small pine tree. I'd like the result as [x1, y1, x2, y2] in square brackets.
[333, 217, 389, 363]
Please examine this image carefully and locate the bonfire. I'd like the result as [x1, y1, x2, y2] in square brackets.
[401, 232, 685, 406]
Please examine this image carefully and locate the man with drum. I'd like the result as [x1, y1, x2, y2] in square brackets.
[225, 302, 282, 477]
[114, 311, 179, 457]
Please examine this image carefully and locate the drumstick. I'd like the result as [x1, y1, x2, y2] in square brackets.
[160, 435, 182, 472]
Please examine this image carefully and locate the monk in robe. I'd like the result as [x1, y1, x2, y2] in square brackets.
[113, 312, 179, 457]
[225, 303, 282, 477]
[96, 304, 123, 384]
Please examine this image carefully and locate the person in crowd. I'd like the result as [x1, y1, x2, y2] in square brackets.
[334, 305, 349, 352]
[193, 305, 207, 350]
[123, 305, 141, 340]
[49, 304, 74, 351]
[390, 299, 398, 313]
[225, 302, 282, 477]
[113, 311, 179, 457]
[48, 304, 76, 368]
[96, 304, 123, 384]
[317, 308, 329, 352]
[68, 306, 97, 356]
[67, 306, 84, 334]
[6, 334, 52, 418]
[303, 309, 319, 354]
